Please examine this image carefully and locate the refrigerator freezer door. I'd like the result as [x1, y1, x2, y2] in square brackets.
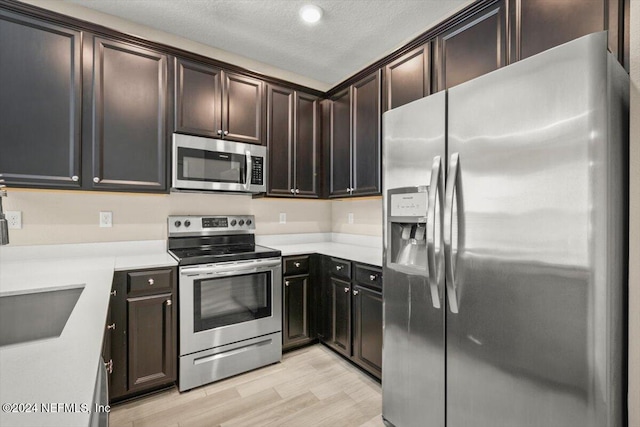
[382, 92, 446, 427]
[445, 32, 625, 427]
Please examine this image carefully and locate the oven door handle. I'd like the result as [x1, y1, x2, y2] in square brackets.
[180, 258, 281, 276]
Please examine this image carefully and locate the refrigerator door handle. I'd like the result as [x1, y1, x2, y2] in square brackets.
[426, 155, 444, 309]
[444, 152, 460, 314]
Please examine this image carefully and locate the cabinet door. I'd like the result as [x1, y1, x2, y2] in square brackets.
[384, 44, 431, 111]
[329, 277, 352, 357]
[329, 88, 352, 198]
[283, 275, 310, 349]
[353, 285, 383, 378]
[175, 58, 222, 138]
[351, 70, 381, 196]
[127, 293, 175, 392]
[88, 36, 168, 192]
[294, 92, 320, 198]
[435, 1, 507, 91]
[514, 0, 606, 61]
[266, 84, 294, 196]
[222, 71, 264, 145]
[0, 11, 82, 188]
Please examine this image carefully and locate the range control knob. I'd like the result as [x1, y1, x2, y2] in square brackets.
[238, 219, 245, 226]
[184, 220, 191, 227]
[230, 219, 237, 226]
[174, 220, 182, 227]
[246, 219, 252, 226]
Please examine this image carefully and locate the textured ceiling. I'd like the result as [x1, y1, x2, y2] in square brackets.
[64, 0, 469, 87]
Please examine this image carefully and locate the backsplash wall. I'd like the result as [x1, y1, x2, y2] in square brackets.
[2, 190, 383, 246]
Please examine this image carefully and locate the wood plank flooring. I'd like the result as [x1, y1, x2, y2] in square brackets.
[109, 344, 384, 427]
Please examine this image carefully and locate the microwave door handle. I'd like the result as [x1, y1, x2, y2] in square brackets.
[245, 151, 252, 190]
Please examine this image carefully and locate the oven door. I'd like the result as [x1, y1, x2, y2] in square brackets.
[172, 133, 266, 193]
[179, 257, 282, 356]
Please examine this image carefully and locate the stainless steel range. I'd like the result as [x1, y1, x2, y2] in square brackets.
[168, 215, 282, 392]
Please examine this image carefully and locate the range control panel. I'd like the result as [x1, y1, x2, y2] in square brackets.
[168, 215, 255, 235]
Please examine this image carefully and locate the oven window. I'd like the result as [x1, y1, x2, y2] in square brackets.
[193, 272, 271, 332]
[177, 147, 246, 183]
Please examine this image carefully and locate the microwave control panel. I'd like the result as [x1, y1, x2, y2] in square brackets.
[251, 157, 263, 185]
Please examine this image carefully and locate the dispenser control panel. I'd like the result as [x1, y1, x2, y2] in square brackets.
[390, 191, 428, 217]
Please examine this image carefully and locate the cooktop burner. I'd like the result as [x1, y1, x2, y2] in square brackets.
[167, 215, 281, 265]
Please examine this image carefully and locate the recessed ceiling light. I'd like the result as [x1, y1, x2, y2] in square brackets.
[299, 4, 323, 24]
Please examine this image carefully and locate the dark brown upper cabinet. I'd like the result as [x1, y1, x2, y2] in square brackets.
[86, 36, 169, 192]
[0, 11, 82, 189]
[435, 0, 507, 91]
[175, 58, 265, 145]
[511, 0, 609, 61]
[266, 84, 320, 198]
[384, 43, 431, 111]
[328, 70, 381, 198]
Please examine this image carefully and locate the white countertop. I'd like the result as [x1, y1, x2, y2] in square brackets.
[0, 241, 177, 427]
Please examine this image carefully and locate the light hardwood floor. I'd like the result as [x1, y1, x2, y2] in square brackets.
[109, 344, 384, 427]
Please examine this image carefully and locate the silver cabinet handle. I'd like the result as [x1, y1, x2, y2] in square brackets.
[106, 323, 116, 330]
[217, 129, 223, 136]
[285, 280, 290, 287]
[295, 189, 300, 194]
[165, 299, 172, 306]
[336, 265, 343, 271]
[369, 274, 376, 281]
[344, 287, 349, 293]
[71, 175, 79, 182]
[93, 177, 100, 183]
[444, 152, 461, 314]
[110, 290, 117, 296]
[294, 262, 301, 268]
[223, 130, 229, 136]
[104, 359, 113, 375]
[353, 290, 359, 296]
[290, 189, 295, 194]
[427, 155, 445, 310]
[148, 278, 154, 285]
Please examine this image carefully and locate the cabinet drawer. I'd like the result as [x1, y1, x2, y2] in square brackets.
[328, 258, 351, 279]
[283, 256, 310, 276]
[127, 269, 173, 296]
[354, 264, 382, 290]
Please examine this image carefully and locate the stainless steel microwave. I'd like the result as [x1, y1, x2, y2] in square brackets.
[172, 133, 267, 194]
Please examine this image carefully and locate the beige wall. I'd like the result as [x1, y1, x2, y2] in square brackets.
[629, 0, 639, 424]
[18, 0, 329, 92]
[2, 189, 332, 245]
[331, 197, 383, 237]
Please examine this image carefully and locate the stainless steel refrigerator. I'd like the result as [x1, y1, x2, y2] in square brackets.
[381, 31, 628, 427]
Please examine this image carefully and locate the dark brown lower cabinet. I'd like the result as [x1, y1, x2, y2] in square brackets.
[329, 277, 352, 357]
[283, 274, 311, 349]
[107, 267, 177, 402]
[352, 285, 383, 378]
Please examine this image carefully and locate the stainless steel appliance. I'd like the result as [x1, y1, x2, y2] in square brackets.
[172, 133, 267, 194]
[382, 32, 628, 427]
[0, 186, 8, 245]
[168, 215, 282, 391]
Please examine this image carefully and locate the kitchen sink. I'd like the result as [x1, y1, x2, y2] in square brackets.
[0, 284, 85, 347]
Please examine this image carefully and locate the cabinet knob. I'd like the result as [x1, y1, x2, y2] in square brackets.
[285, 280, 290, 287]
[217, 129, 223, 135]
[71, 175, 79, 182]
[353, 290, 359, 296]
[295, 189, 300, 194]
[344, 287, 350, 293]
[148, 278, 155, 285]
[110, 290, 117, 297]
[290, 189, 295, 194]
[294, 262, 301, 268]
[93, 177, 100, 183]
[369, 274, 376, 281]
[166, 299, 172, 306]
[223, 130, 229, 136]
[336, 265, 343, 271]
[106, 323, 116, 330]
[104, 359, 113, 375]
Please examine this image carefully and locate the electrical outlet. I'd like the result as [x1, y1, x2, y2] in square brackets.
[279, 212, 287, 224]
[6, 211, 22, 229]
[99, 211, 113, 228]
[348, 213, 354, 224]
